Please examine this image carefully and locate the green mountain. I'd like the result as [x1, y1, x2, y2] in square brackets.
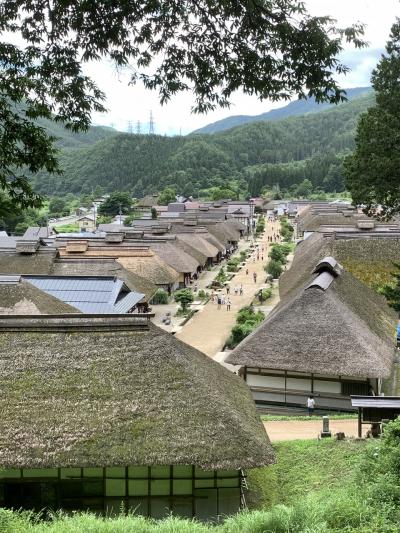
[191, 87, 373, 134]
[32, 91, 375, 198]
[37, 116, 118, 149]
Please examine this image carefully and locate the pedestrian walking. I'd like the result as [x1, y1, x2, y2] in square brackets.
[307, 395, 315, 416]
[226, 298, 231, 311]
[246, 268, 249, 275]
[217, 295, 221, 309]
[253, 272, 257, 283]
[226, 285, 230, 295]
[221, 295, 225, 306]
[261, 255, 264, 261]
[239, 285, 243, 296]
[234, 286, 238, 295]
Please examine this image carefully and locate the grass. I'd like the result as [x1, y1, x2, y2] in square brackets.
[246, 439, 367, 510]
[54, 223, 80, 233]
[261, 414, 358, 421]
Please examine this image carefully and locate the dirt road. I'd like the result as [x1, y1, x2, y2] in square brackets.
[264, 419, 367, 441]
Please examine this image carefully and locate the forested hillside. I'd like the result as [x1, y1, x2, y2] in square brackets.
[191, 86, 372, 134]
[32, 92, 375, 198]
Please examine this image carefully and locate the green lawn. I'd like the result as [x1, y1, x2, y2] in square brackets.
[246, 438, 367, 509]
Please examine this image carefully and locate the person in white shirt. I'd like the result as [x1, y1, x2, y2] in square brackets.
[307, 395, 315, 416]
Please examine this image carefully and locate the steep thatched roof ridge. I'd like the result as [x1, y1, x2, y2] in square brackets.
[176, 234, 219, 259]
[117, 254, 179, 285]
[206, 222, 240, 245]
[0, 280, 79, 315]
[175, 237, 208, 265]
[51, 260, 157, 301]
[227, 267, 396, 378]
[202, 232, 225, 252]
[149, 242, 199, 273]
[279, 233, 332, 301]
[0, 316, 274, 469]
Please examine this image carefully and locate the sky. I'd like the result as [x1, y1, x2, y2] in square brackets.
[87, 0, 399, 135]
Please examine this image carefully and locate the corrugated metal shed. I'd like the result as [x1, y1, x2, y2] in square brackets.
[351, 396, 400, 409]
[23, 276, 144, 314]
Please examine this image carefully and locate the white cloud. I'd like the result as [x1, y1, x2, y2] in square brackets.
[87, 0, 399, 134]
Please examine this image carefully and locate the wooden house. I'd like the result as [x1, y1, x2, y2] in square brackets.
[0, 315, 274, 519]
[227, 257, 396, 411]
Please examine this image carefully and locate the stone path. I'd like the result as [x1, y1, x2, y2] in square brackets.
[175, 220, 281, 357]
[263, 419, 367, 442]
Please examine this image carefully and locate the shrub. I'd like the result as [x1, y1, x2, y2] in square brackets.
[268, 246, 287, 264]
[258, 288, 272, 302]
[198, 289, 206, 299]
[174, 289, 194, 312]
[266, 260, 283, 279]
[152, 288, 169, 304]
[216, 267, 228, 283]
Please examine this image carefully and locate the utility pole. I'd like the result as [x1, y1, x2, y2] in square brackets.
[149, 110, 155, 135]
[136, 120, 141, 135]
[118, 203, 122, 225]
[127, 120, 133, 134]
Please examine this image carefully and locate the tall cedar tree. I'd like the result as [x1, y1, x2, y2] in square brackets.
[0, 1, 365, 210]
[344, 19, 400, 220]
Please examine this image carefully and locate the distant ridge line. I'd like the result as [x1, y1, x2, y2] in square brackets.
[191, 86, 373, 135]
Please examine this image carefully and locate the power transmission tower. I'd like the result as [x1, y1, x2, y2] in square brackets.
[149, 110, 155, 135]
[136, 120, 141, 135]
[127, 120, 133, 134]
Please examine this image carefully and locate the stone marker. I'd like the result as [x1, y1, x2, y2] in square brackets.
[321, 415, 332, 438]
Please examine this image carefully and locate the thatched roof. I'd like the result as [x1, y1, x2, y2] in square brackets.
[0, 251, 56, 275]
[298, 211, 370, 233]
[0, 315, 274, 469]
[0, 279, 79, 315]
[149, 242, 199, 274]
[202, 232, 225, 252]
[227, 259, 396, 378]
[137, 194, 159, 208]
[51, 260, 157, 301]
[177, 234, 219, 259]
[117, 254, 179, 285]
[206, 222, 240, 245]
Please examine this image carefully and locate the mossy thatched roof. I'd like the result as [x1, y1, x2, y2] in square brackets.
[227, 256, 396, 378]
[117, 254, 179, 285]
[0, 280, 79, 315]
[0, 315, 274, 470]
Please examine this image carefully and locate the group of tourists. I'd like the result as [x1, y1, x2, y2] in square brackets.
[267, 234, 280, 242]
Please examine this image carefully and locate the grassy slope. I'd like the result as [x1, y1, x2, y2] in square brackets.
[247, 439, 366, 509]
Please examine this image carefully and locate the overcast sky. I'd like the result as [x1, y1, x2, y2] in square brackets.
[88, 0, 399, 135]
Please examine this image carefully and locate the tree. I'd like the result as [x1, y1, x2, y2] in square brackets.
[344, 20, 400, 219]
[151, 208, 158, 219]
[1, 1, 365, 210]
[381, 263, 400, 312]
[157, 187, 176, 206]
[48, 197, 67, 215]
[266, 260, 283, 279]
[174, 289, 194, 312]
[269, 246, 287, 264]
[98, 192, 132, 216]
[295, 178, 313, 198]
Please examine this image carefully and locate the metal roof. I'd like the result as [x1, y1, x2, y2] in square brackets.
[306, 271, 335, 291]
[23, 276, 143, 314]
[351, 396, 400, 409]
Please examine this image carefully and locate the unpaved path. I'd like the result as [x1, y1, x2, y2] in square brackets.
[175, 220, 280, 356]
[264, 419, 367, 441]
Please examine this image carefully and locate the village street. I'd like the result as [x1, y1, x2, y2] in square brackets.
[264, 419, 368, 441]
[175, 219, 281, 357]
